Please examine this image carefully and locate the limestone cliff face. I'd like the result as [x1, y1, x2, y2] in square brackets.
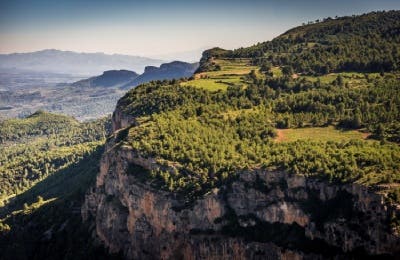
[82, 143, 400, 259]
[111, 108, 137, 132]
[82, 109, 400, 259]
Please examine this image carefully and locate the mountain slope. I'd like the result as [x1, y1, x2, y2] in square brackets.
[226, 10, 400, 74]
[0, 49, 163, 76]
[0, 112, 118, 259]
[0, 111, 111, 201]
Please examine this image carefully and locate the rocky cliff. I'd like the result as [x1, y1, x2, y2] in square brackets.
[82, 110, 400, 259]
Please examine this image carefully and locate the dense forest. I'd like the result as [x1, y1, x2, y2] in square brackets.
[0, 111, 111, 202]
[116, 73, 400, 201]
[114, 11, 400, 207]
[207, 11, 400, 75]
[0, 111, 118, 259]
[0, 146, 121, 259]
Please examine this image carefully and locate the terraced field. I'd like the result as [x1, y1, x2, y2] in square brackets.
[275, 126, 371, 143]
[180, 58, 259, 91]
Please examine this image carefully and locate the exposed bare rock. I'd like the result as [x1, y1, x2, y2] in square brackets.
[82, 137, 400, 259]
[111, 108, 137, 132]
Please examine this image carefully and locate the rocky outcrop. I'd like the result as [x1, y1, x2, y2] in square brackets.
[82, 138, 400, 259]
[111, 108, 136, 132]
[195, 47, 231, 73]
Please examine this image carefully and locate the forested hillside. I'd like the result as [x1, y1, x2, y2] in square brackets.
[0, 111, 119, 259]
[115, 69, 400, 203]
[222, 11, 400, 75]
[113, 10, 400, 214]
[0, 111, 111, 201]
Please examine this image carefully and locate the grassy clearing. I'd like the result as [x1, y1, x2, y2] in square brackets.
[300, 72, 400, 88]
[303, 72, 368, 84]
[276, 126, 371, 143]
[271, 67, 283, 77]
[181, 58, 259, 91]
[219, 108, 258, 120]
[181, 79, 228, 91]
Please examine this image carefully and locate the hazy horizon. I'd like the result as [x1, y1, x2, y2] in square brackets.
[1, 0, 400, 61]
[0, 47, 209, 63]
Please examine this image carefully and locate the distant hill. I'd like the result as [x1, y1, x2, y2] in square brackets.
[0, 112, 114, 258]
[71, 61, 198, 90]
[125, 61, 199, 88]
[0, 49, 163, 76]
[71, 70, 139, 88]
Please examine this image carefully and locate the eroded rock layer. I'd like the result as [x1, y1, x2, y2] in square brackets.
[82, 130, 400, 259]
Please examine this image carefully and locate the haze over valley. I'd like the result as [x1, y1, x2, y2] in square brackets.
[0, 50, 199, 120]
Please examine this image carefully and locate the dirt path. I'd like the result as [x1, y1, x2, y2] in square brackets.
[361, 132, 371, 139]
[275, 129, 286, 142]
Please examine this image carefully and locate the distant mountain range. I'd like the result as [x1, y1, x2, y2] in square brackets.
[0, 49, 164, 76]
[71, 61, 199, 89]
[0, 60, 199, 120]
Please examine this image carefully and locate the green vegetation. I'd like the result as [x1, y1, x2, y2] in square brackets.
[113, 12, 400, 203]
[181, 78, 228, 91]
[114, 13, 400, 202]
[0, 110, 78, 142]
[115, 65, 400, 202]
[195, 47, 232, 73]
[229, 11, 400, 75]
[119, 57, 400, 233]
[0, 111, 111, 202]
[270, 67, 283, 77]
[119, 69, 400, 142]
[275, 126, 369, 143]
[126, 108, 399, 191]
[181, 58, 259, 91]
[0, 145, 122, 259]
[0, 111, 118, 259]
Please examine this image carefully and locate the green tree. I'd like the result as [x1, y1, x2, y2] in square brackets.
[282, 66, 294, 76]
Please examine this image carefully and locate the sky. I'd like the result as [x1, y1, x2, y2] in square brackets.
[0, 0, 399, 61]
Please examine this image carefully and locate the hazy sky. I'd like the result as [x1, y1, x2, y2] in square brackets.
[1, 0, 399, 60]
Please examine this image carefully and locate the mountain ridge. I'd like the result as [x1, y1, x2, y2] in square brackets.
[0, 49, 164, 76]
[70, 60, 199, 90]
[210, 10, 400, 75]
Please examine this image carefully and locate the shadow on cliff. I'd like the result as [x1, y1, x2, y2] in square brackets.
[0, 144, 124, 260]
